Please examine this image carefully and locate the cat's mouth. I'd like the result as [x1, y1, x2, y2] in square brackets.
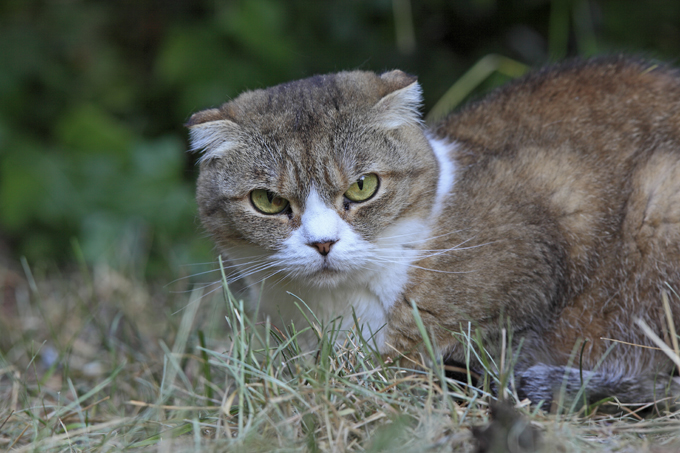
[319, 259, 334, 270]
[272, 236, 374, 287]
[298, 259, 358, 287]
[314, 260, 345, 276]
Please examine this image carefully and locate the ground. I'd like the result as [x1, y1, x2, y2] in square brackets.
[1, 261, 680, 452]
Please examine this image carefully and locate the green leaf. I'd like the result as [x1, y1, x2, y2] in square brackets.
[0, 144, 46, 231]
[54, 103, 133, 155]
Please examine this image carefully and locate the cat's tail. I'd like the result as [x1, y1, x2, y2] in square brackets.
[515, 364, 680, 412]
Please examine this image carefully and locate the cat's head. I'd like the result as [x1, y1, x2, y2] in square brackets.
[187, 70, 439, 288]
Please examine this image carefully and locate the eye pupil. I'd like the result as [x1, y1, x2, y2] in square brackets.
[251, 189, 289, 214]
[343, 173, 379, 203]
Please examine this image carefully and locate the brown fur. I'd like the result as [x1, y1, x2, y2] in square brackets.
[388, 58, 680, 370]
[188, 56, 680, 409]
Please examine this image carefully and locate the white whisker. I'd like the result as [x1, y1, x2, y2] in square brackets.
[377, 228, 471, 244]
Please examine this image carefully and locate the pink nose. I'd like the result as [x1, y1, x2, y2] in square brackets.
[310, 241, 336, 256]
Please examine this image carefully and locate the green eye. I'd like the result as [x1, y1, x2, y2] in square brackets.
[344, 173, 379, 202]
[250, 189, 289, 214]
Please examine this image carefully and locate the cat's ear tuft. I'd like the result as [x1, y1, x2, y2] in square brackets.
[373, 70, 423, 129]
[186, 111, 242, 163]
[379, 70, 418, 90]
[185, 108, 224, 127]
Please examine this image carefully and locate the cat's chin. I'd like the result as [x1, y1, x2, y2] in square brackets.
[305, 270, 356, 288]
[287, 266, 360, 289]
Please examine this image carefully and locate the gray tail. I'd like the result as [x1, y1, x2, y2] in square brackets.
[515, 364, 680, 413]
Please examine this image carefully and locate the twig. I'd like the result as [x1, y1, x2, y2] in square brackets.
[600, 337, 662, 350]
[7, 424, 30, 450]
[0, 410, 14, 431]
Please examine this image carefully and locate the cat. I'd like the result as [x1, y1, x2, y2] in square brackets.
[186, 55, 680, 410]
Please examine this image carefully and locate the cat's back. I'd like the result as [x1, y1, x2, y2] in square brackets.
[405, 56, 680, 366]
[437, 56, 680, 157]
[432, 56, 680, 255]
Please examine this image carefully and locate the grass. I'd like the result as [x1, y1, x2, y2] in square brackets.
[2, 260, 680, 452]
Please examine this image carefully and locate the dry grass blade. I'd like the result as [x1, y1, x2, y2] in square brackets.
[662, 291, 680, 358]
[0, 410, 13, 431]
[635, 318, 680, 370]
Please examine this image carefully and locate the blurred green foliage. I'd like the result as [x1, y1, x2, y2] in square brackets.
[1, 0, 679, 275]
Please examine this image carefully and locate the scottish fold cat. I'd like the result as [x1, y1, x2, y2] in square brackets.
[187, 56, 680, 409]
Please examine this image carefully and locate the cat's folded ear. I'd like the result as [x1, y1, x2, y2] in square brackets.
[372, 70, 423, 130]
[185, 109, 242, 163]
